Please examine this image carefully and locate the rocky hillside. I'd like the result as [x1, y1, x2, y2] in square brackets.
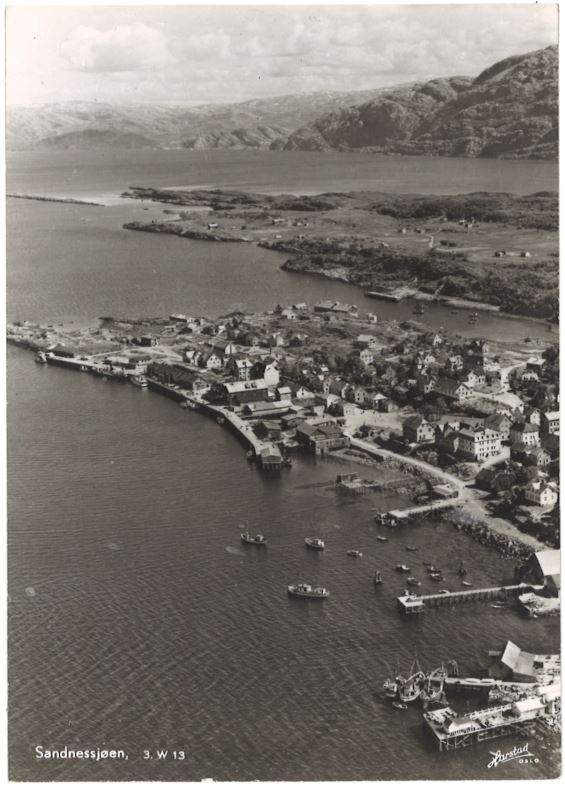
[6, 88, 395, 151]
[279, 46, 558, 159]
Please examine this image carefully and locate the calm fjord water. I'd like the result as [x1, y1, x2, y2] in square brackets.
[7, 151, 560, 780]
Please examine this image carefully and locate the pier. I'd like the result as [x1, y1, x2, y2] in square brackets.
[387, 499, 461, 520]
[397, 582, 537, 614]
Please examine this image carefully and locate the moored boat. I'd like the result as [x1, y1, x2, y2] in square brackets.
[395, 564, 411, 573]
[346, 549, 363, 558]
[288, 583, 329, 599]
[461, 580, 474, 587]
[131, 375, 148, 388]
[305, 537, 325, 550]
[429, 573, 444, 582]
[392, 701, 408, 710]
[374, 571, 383, 585]
[240, 532, 267, 545]
[377, 535, 388, 542]
[406, 546, 418, 552]
[406, 577, 421, 587]
[35, 351, 48, 363]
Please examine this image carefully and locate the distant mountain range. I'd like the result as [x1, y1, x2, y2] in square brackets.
[7, 46, 557, 159]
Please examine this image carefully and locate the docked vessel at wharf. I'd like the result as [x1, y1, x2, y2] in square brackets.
[305, 537, 325, 550]
[240, 532, 267, 545]
[131, 375, 148, 388]
[288, 583, 329, 599]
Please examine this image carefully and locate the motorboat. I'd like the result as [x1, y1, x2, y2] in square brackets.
[374, 571, 383, 585]
[392, 701, 408, 710]
[377, 536, 388, 542]
[429, 573, 444, 582]
[346, 550, 363, 558]
[461, 581, 474, 587]
[406, 546, 418, 552]
[426, 565, 440, 573]
[395, 564, 411, 573]
[240, 532, 267, 545]
[288, 583, 329, 599]
[305, 537, 325, 550]
[406, 577, 421, 587]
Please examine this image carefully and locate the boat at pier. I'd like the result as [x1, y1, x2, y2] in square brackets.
[131, 375, 148, 388]
[305, 537, 325, 550]
[240, 532, 267, 545]
[35, 351, 47, 363]
[288, 583, 329, 599]
[347, 549, 363, 558]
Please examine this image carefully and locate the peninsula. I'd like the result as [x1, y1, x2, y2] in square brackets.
[121, 187, 558, 321]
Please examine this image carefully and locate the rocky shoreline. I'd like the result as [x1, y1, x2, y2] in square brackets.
[123, 221, 248, 243]
[8, 193, 104, 207]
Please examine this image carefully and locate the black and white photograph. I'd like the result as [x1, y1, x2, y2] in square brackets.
[6, 3, 561, 781]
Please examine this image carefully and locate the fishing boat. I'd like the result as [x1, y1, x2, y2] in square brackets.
[346, 549, 363, 558]
[461, 580, 474, 587]
[377, 535, 388, 542]
[35, 351, 48, 363]
[240, 532, 267, 545]
[490, 603, 508, 609]
[406, 546, 418, 552]
[305, 537, 325, 550]
[392, 702, 408, 710]
[395, 564, 411, 573]
[406, 577, 421, 587]
[288, 583, 329, 599]
[426, 565, 440, 573]
[131, 375, 148, 388]
[429, 573, 444, 582]
[374, 571, 383, 585]
[383, 678, 398, 698]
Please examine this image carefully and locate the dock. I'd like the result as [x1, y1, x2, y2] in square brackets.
[397, 583, 537, 614]
[424, 683, 560, 751]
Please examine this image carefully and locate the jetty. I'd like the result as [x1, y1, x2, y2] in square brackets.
[385, 499, 461, 521]
[397, 582, 538, 614]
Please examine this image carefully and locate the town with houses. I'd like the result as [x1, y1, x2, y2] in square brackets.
[10, 299, 559, 547]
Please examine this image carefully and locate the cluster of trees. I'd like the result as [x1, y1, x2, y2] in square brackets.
[370, 191, 558, 230]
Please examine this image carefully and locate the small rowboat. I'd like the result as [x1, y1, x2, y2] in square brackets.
[347, 549, 363, 558]
[392, 701, 408, 710]
[377, 536, 388, 542]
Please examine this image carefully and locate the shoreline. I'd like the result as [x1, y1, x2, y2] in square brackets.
[8, 335, 550, 557]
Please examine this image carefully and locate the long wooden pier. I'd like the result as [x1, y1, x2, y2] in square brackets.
[398, 582, 537, 614]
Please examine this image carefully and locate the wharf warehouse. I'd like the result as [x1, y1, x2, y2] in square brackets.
[517, 549, 560, 597]
[488, 640, 561, 684]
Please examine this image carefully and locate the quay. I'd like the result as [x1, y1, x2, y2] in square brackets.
[397, 582, 538, 614]
[185, 396, 284, 471]
[424, 683, 560, 752]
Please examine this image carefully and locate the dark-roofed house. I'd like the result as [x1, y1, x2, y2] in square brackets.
[295, 419, 349, 455]
[541, 411, 560, 435]
[510, 421, 540, 447]
[484, 413, 512, 440]
[403, 416, 435, 443]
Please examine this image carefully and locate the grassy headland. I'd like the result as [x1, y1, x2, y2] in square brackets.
[122, 187, 558, 320]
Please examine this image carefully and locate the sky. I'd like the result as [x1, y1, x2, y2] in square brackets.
[6, 4, 559, 107]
